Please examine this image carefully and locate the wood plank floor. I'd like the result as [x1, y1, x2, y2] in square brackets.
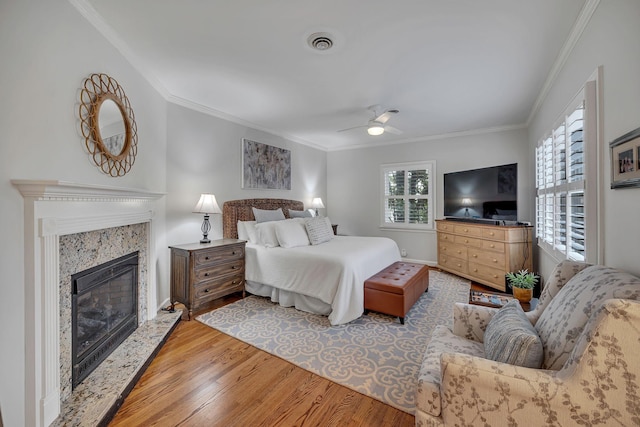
[109, 297, 415, 427]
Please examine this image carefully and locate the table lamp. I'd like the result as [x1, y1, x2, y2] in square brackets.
[193, 193, 222, 243]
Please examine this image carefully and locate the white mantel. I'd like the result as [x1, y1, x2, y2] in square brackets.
[12, 180, 165, 427]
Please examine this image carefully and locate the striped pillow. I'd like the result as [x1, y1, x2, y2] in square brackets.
[484, 299, 543, 368]
[305, 217, 333, 245]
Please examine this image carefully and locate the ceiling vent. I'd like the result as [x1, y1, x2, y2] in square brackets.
[307, 32, 334, 51]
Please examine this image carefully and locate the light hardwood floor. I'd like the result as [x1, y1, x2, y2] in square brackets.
[109, 297, 415, 427]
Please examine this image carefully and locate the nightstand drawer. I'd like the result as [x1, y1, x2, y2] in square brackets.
[469, 262, 505, 289]
[194, 259, 244, 282]
[194, 244, 244, 267]
[194, 274, 244, 303]
[454, 235, 483, 248]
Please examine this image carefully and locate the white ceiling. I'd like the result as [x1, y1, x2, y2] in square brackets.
[79, 0, 587, 151]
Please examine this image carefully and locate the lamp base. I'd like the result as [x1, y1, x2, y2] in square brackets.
[200, 238, 211, 244]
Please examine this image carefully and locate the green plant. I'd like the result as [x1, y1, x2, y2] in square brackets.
[506, 269, 538, 289]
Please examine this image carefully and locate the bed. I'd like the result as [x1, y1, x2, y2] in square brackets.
[222, 198, 401, 325]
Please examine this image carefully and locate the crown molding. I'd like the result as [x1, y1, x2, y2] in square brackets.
[526, 0, 601, 126]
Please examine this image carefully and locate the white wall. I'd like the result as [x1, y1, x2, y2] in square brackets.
[0, 1, 167, 425]
[164, 99, 328, 305]
[327, 128, 530, 264]
[528, 0, 640, 278]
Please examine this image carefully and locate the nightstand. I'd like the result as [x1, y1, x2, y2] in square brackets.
[169, 239, 246, 320]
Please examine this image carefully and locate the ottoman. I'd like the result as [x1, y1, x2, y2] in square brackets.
[364, 262, 430, 324]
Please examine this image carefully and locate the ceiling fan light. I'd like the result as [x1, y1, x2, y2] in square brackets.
[367, 124, 385, 136]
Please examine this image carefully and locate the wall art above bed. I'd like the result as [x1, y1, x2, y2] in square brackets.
[242, 139, 291, 190]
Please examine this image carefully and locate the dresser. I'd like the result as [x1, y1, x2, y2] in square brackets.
[436, 219, 533, 292]
[169, 239, 246, 319]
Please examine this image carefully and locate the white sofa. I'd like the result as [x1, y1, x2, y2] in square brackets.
[416, 260, 640, 426]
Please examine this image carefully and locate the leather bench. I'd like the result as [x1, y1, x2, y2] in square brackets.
[364, 262, 430, 324]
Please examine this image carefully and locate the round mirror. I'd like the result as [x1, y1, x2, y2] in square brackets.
[79, 74, 138, 177]
[97, 98, 127, 157]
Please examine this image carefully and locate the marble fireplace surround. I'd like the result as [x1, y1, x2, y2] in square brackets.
[13, 180, 165, 427]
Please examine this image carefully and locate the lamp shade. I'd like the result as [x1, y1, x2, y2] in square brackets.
[193, 194, 222, 214]
[311, 198, 325, 209]
[367, 123, 385, 136]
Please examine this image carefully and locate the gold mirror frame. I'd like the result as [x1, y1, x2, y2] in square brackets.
[79, 73, 138, 176]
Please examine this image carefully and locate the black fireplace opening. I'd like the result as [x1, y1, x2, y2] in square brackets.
[72, 251, 139, 389]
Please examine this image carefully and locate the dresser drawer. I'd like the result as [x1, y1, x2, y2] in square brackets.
[482, 228, 506, 241]
[454, 235, 483, 248]
[469, 262, 505, 289]
[438, 242, 468, 260]
[194, 259, 244, 282]
[438, 253, 468, 274]
[438, 232, 455, 244]
[453, 225, 483, 238]
[194, 274, 245, 304]
[482, 240, 505, 253]
[194, 245, 244, 267]
[468, 249, 506, 269]
[436, 221, 455, 233]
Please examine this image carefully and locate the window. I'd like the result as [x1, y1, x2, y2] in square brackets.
[535, 80, 598, 262]
[381, 161, 435, 229]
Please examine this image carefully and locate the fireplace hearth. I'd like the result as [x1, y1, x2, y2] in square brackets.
[72, 251, 139, 388]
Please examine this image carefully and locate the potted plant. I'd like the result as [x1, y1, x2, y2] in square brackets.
[506, 269, 538, 303]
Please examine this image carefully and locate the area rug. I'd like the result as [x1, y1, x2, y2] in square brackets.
[196, 271, 470, 414]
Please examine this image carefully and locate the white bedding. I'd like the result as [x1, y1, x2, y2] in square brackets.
[244, 235, 401, 325]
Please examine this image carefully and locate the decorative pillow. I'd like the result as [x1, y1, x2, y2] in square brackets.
[484, 300, 543, 368]
[252, 207, 285, 223]
[255, 222, 280, 247]
[275, 219, 310, 248]
[305, 217, 333, 246]
[238, 220, 257, 243]
[288, 209, 312, 218]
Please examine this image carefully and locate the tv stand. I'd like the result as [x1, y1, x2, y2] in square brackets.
[436, 219, 533, 292]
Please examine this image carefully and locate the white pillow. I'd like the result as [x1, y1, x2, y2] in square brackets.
[237, 221, 248, 240]
[252, 207, 285, 223]
[255, 221, 280, 247]
[238, 220, 257, 243]
[275, 219, 310, 248]
[305, 216, 334, 245]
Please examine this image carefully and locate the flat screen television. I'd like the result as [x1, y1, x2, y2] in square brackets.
[443, 163, 518, 221]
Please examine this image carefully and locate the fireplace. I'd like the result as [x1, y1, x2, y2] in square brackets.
[71, 252, 139, 388]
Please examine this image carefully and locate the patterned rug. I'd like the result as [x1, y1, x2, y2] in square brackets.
[197, 271, 470, 414]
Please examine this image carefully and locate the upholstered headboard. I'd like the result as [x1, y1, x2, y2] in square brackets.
[223, 198, 305, 239]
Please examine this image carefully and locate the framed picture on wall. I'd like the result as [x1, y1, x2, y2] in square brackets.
[242, 139, 291, 190]
[610, 126, 640, 189]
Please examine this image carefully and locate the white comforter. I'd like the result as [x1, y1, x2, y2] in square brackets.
[245, 235, 401, 325]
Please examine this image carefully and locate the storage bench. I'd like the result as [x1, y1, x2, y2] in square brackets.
[364, 262, 430, 324]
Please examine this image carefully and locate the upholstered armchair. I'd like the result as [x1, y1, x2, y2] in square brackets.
[416, 260, 640, 426]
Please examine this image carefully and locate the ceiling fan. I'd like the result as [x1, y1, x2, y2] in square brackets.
[338, 106, 403, 136]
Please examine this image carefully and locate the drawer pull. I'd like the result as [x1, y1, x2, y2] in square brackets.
[472, 254, 477, 258]
[232, 251, 237, 255]
[204, 273, 209, 277]
[464, 228, 468, 232]
[204, 288, 210, 293]
[492, 259, 497, 263]
[205, 256, 210, 260]
[232, 280, 238, 284]
[231, 266, 237, 269]
[489, 232, 494, 236]
[490, 244, 495, 248]
[457, 250, 461, 254]
[465, 239, 469, 243]
[456, 263, 462, 267]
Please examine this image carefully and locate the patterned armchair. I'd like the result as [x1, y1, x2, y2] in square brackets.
[416, 260, 640, 426]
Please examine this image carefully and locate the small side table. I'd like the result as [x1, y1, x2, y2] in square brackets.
[169, 239, 245, 319]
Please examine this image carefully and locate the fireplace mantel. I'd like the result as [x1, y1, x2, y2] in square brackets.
[13, 180, 165, 427]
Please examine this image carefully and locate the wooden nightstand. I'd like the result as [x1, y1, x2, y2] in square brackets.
[169, 239, 246, 320]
